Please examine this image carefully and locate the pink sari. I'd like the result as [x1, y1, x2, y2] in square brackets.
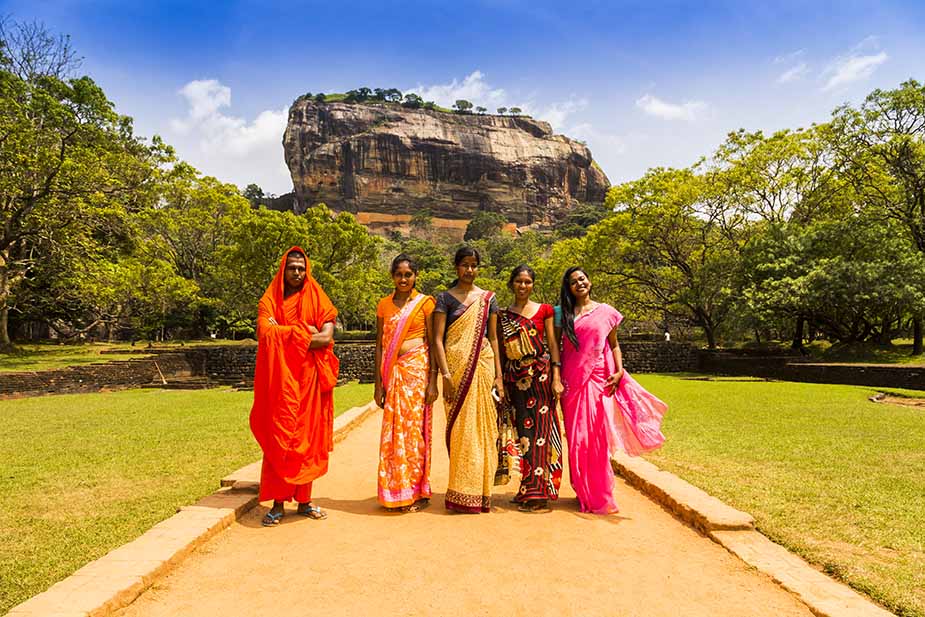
[560, 303, 667, 514]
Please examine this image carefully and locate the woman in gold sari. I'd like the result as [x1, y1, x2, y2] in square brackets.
[432, 246, 504, 513]
[374, 254, 438, 511]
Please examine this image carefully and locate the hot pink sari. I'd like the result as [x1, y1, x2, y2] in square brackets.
[560, 303, 667, 514]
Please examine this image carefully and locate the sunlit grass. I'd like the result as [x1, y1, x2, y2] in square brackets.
[0, 382, 373, 613]
[636, 374, 925, 617]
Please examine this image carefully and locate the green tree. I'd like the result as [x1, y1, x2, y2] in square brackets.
[831, 79, 925, 353]
[476, 106, 487, 115]
[453, 99, 473, 114]
[596, 167, 742, 348]
[402, 93, 423, 109]
[497, 107, 507, 115]
[742, 216, 925, 344]
[0, 23, 164, 347]
[384, 88, 403, 102]
[509, 107, 522, 116]
[242, 183, 265, 205]
[464, 211, 506, 241]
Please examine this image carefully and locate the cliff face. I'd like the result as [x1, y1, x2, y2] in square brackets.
[283, 99, 610, 232]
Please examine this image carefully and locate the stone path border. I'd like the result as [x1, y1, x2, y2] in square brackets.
[612, 453, 894, 617]
[7, 401, 380, 617]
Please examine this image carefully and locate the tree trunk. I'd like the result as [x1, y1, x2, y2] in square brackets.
[791, 316, 805, 350]
[914, 317, 923, 355]
[0, 265, 11, 349]
[704, 325, 717, 349]
[0, 305, 10, 349]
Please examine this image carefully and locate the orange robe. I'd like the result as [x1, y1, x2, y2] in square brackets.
[249, 247, 339, 502]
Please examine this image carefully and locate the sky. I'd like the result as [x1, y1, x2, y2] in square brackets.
[4, 0, 924, 195]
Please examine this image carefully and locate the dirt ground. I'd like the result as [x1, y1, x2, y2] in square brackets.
[118, 402, 813, 617]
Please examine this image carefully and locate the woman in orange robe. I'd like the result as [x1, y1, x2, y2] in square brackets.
[249, 247, 339, 526]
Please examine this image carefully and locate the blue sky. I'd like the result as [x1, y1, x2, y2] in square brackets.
[4, 0, 924, 194]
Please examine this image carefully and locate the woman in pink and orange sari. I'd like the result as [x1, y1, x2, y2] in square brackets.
[374, 254, 438, 512]
[557, 267, 668, 514]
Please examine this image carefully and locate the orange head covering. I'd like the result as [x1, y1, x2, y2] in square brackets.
[250, 246, 339, 487]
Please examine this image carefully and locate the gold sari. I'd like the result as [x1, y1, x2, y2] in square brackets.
[444, 292, 499, 513]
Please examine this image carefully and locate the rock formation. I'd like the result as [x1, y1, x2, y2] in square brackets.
[283, 98, 610, 234]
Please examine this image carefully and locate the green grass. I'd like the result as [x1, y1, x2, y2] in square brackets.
[807, 339, 925, 366]
[0, 381, 373, 613]
[0, 342, 148, 372]
[0, 340, 255, 373]
[636, 374, 925, 617]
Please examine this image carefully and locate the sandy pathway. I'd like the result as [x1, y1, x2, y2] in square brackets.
[119, 403, 812, 617]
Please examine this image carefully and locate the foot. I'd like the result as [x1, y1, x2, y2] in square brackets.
[261, 503, 285, 526]
[297, 502, 327, 519]
[407, 498, 430, 513]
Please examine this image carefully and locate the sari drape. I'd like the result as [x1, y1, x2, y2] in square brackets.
[377, 292, 434, 508]
[250, 246, 339, 503]
[500, 307, 562, 502]
[560, 303, 666, 514]
[444, 292, 500, 513]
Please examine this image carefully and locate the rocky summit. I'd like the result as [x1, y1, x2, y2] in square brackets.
[283, 98, 610, 235]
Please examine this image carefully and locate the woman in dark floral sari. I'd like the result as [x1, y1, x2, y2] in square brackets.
[498, 265, 564, 512]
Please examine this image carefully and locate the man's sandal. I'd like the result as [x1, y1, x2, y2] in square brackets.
[297, 504, 327, 520]
[261, 510, 284, 526]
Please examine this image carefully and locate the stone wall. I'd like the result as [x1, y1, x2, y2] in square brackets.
[0, 352, 195, 399]
[620, 342, 699, 373]
[699, 351, 925, 391]
[1, 341, 699, 399]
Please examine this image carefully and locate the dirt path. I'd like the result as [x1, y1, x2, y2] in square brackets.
[119, 403, 812, 617]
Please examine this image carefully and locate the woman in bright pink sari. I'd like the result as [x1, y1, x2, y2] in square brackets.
[557, 267, 667, 514]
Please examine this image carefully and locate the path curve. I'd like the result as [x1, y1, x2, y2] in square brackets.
[118, 402, 813, 617]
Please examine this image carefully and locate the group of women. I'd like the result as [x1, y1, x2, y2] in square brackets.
[374, 246, 668, 516]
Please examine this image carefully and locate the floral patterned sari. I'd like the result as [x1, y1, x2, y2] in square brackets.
[377, 293, 434, 508]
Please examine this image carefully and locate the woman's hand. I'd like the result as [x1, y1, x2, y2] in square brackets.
[307, 324, 319, 334]
[494, 376, 506, 403]
[604, 369, 625, 396]
[374, 381, 385, 408]
[443, 376, 456, 403]
[425, 380, 439, 405]
[552, 376, 564, 399]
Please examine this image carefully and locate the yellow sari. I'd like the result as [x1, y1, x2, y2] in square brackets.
[444, 291, 499, 513]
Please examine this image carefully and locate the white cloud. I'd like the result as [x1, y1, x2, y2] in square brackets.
[777, 62, 809, 84]
[408, 71, 589, 133]
[635, 94, 707, 121]
[168, 79, 290, 193]
[822, 38, 888, 91]
[527, 97, 588, 130]
[773, 49, 805, 65]
[408, 71, 508, 110]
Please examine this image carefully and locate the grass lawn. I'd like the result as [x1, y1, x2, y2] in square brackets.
[0, 381, 373, 614]
[0, 340, 254, 373]
[636, 374, 925, 617]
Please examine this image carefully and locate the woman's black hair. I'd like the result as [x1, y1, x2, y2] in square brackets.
[453, 245, 481, 267]
[559, 266, 589, 349]
[507, 264, 535, 290]
[449, 246, 481, 287]
[287, 249, 306, 261]
[390, 252, 418, 275]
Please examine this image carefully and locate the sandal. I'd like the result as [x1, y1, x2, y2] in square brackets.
[261, 510, 284, 526]
[407, 499, 430, 513]
[297, 503, 327, 520]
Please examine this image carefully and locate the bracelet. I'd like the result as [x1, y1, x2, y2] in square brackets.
[551, 361, 562, 367]
[441, 372, 451, 379]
